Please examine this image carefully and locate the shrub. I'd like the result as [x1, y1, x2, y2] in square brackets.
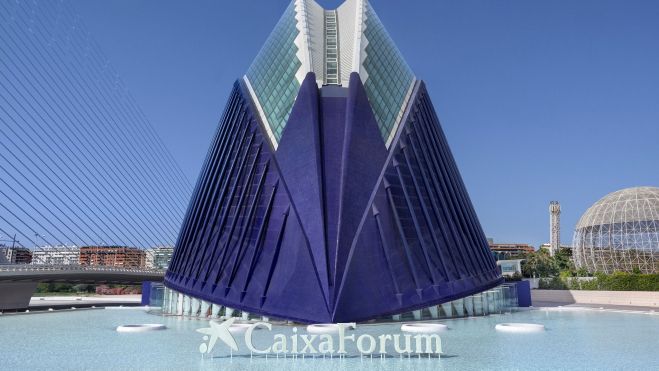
[541, 272, 659, 291]
[505, 272, 523, 282]
[72, 284, 95, 293]
[575, 267, 590, 277]
[559, 270, 574, 279]
[539, 277, 569, 290]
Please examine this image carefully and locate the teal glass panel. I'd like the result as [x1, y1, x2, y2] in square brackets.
[363, 3, 415, 142]
[246, 2, 301, 143]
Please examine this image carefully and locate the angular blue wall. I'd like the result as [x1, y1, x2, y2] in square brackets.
[165, 73, 502, 323]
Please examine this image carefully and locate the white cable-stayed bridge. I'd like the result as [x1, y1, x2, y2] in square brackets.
[0, 0, 193, 300]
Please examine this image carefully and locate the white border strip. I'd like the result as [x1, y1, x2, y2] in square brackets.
[385, 79, 416, 148]
[294, 0, 313, 84]
[352, 0, 366, 76]
[537, 305, 659, 316]
[242, 76, 279, 150]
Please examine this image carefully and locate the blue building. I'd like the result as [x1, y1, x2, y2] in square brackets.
[165, 0, 502, 323]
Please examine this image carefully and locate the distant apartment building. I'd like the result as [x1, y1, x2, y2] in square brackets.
[146, 246, 174, 270]
[0, 246, 33, 264]
[32, 245, 80, 265]
[0, 247, 7, 264]
[0, 245, 10, 264]
[79, 246, 146, 269]
[488, 242, 535, 260]
[496, 259, 524, 277]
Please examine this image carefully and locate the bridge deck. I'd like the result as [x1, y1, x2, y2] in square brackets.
[0, 265, 164, 284]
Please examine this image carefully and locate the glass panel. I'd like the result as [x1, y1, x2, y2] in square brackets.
[362, 2, 415, 142]
[246, 2, 301, 142]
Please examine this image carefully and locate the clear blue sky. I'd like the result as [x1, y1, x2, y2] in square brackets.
[71, 0, 659, 247]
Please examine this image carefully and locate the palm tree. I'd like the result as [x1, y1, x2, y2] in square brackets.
[522, 249, 558, 278]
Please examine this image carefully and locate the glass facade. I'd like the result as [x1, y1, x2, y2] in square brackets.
[246, 1, 301, 142]
[362, 2, 415, 142]
[161, 283, 518, 321]
[388, 284, 519, 321]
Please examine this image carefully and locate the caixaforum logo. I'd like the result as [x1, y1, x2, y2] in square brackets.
[196, 318, 443, 357]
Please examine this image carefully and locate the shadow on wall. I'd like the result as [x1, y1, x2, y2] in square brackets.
[0, 282, 39, 310]
[530, 289, 577, 306]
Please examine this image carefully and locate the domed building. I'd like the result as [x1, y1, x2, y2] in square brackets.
[573, 187, 659, 274]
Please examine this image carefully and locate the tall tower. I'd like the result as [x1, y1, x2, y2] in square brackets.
[549, 201, 561, 256]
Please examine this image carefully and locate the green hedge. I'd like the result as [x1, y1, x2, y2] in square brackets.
[539, 272, 659, 291]
[539, 277, 569, 290]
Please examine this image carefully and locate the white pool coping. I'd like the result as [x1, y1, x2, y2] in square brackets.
[535, 305, 658, 316]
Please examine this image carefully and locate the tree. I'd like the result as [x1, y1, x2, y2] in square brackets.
[521, 249, 558, 278]
[554, 247, 575, 272]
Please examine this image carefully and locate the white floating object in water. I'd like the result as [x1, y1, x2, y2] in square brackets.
[495, 323, 545, 333]
[116, 324, 167, 333]
[307, 324, 340, 334]
[401, 323, 448, 333]
[306, 323, 356, 334]
[105, 306, 145, 310]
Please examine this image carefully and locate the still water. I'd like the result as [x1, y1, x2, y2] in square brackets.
[1, 307, 658, 370]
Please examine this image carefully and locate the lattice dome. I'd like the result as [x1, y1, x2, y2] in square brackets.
[573, 187, 659, 274]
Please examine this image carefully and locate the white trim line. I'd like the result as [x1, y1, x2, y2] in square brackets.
[294, 0, 313, 84]
[385, 79, 416, 148]
[242, 75, 279, 150]
[352, 0, 365, 76]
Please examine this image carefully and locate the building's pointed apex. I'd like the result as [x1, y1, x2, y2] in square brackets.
[244, 0, 415, 148]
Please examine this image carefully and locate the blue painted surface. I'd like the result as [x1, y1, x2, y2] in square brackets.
[514, 280, 532, 307]
[141, 281, 151, 306]
[165, 73, 502, 323]
[275, 73, 329, 298]
[166, 79, 331, 323]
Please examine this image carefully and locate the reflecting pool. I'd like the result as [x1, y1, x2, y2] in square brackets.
[1, 307, 658, 370]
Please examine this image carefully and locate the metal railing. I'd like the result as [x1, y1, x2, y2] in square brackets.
[0, 263, 164, 274]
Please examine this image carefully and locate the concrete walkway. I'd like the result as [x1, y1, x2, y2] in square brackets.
[29, 294, 141, 310]
[533, 301, 657, 312]
[532, 289, 659, 311]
